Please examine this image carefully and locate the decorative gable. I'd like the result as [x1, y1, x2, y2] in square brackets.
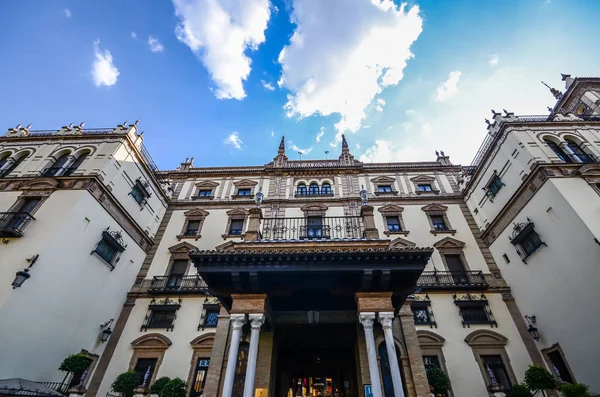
[389, 236, 416, 249]
[226, 208, 249, 216]
[233, 179, 258, 187]
[421, 203, 448, 212]
[300, 203, 328, 212]
[183, 208, 210, 218]
[168, 241, 197, 254]
[433, 237, 465, 249]
[195, 180, 219, 188]
[410, 175, 436, 182]
[378, 204, 404, 213]
[371, 176, 396, 184]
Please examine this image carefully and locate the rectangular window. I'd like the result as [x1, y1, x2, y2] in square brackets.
[487, 175, 503, 197]
[412, 306, 431, 325]
[131, 184, 147, 205]
[203, 307, 220, 328]
[417, 184, 432, 192]
[147, 309, 177, 329]
[502, 254, 510, 264]
[385, 216, 401, 232]
[481, 355, 512, 391]
[92, 231, 126, 268]
[197, 189, 212, 197]
[430, 215, 448, 231]
[133, 358, 158, 387]
[423, 355, 441, 370]
[18, 198, 42, 214]
[229, 219, 244, 235]
[185, 220, 201, 236]
[166, 260, 187, 289]
[547, 350, 574, 383]
[444, 254, 468, 284]
[378, 185, 392, 193]
[518, 229, 543, 256]
[459, 305, 493, 325]
[306, 216, 324, 239]
[191, 358, 210, 397]
[237, 188, 252, 196]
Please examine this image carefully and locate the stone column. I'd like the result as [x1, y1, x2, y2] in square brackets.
[360, 205, 379, 239]
[222, 314, 247, 397]
[56, 155, 77, 176]
[243, 314, 265, 397]
[245, 208, 263, 242]
[398, 300, 430, 397]
[378, 312, 405, 397]
[0, 157, 14, 172]
[358, 312, 383, 397]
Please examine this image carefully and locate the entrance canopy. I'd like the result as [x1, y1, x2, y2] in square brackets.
[189, 242, 433, 311]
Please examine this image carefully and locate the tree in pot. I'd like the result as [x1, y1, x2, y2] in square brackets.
[558, 382, 592, 397]
[111, 371, 140, 397]
[506, 384, 532, 397]
[426, 367, 451, 396]
[159, 378, 187, 397]
[523, 365, 557, 397]
[150, 377, 172, 396]
[58, 353, 90, 387]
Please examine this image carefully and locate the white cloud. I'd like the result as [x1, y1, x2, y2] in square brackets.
[64, 9, 71, 18]
[289, 140, 313, 154]
[489, 54, 499, 67]
[375, 98, 386, 112]
[173, 0, 271, 100]
[316, 127, 325, 142]
[91, 40, 119, 88]
[224, 131, 243, 150]
[270, 130, 275, 137]
[435, 70, 461, 102]
[131, 32, 138, 40]
[148, 36, 165, 53]
[262, 80, 275, 91]
[279, 0, 423, 133]
[360, 139, 426, 163]
[356, 143, 360, 149]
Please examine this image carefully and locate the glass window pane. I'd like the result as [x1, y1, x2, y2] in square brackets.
[229, 220, 244, 234]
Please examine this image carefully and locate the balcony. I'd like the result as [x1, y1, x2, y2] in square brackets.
[148, 275, 208, 293]
[417, 270, 488, 289]
[261, 216, 365, 241]
[0, 212, 35, 237]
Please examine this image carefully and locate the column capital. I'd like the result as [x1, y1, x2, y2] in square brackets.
[378, 312, 395, 329]
[230, 314, 247, 330]
[248, 313, 265, 329]
[358, 312, 376, 329]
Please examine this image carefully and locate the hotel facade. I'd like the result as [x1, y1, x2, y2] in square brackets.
[1, 75, 599, 397]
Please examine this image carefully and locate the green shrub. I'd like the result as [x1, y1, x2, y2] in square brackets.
[58, 353, 90, 374]
[524, 365, 557, 396]
[160, 378, 187, 397]
[150, 377, 172, 395]
[507, 384, 533, 397]
[426, 367, 451, 395]
[111, 371, 139, 397]
[558, 382, 592, 397]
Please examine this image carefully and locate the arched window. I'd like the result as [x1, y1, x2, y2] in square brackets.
[565, 139, 594, 163]
[308, 183, 319, 195]
[296, 183, 307, 196]
[1, 153, 29, 177]
[378, 343, 394, 397]
[43, 153, 70, 177]
[544, 139, 572, 163]
[0, 154, 10, 169]
[321, 182, 332, 195]
[232, 342, 249, 397]
[63, 152, 89, 176]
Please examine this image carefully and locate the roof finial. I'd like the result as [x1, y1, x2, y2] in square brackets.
[341, 134, 349, 154]
[560, 73, 571, 81]
[541, 81, 563, 100]
[278, 136, 285, 155]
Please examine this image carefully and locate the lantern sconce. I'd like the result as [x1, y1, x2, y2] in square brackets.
[254, 188, 264, 208]
[359, 185, 369, 206]
[100, 318, 114, 343]
[525, 315, 540, 341]
[11, 254, 39, 289]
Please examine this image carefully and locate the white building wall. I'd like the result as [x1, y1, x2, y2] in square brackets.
[489, 179, 600, 391]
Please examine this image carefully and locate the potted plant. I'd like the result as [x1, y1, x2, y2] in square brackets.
[111, 371, 140, 397]
[150, 377, 172, 396]
[426, 367, 451, 396]
[58, 353, 90, 386]
[523, 365, 557, 397]
[558, 382, 592, 397]
[507, 384, 532, 397]
[160, 378, 187, 397]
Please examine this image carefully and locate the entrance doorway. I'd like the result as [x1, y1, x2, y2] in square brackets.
[275, 324, 358, 397]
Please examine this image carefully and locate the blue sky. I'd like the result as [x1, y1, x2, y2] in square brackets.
[0, 0, 598, 169]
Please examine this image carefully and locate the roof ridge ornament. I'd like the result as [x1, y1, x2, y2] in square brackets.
[541, 81, 564, 100]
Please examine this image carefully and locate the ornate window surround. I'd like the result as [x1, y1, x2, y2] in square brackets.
[411, 295, 437, 328]
[509, 218, 546, 263]
[129, 333, 173, 386]
[90, 227, 127, 271]
[410, 175, 440, 195]
[300, 203, 328, 217]
[433, 237, 471, 272]
[198, 297, 220, 330]
[222, 208, 249, 239]
[464, 330, 517, 395]
[294, 179, 335, 197]
[417, 330, 452, 393]
[193, 180, 219, 200]
[421, 204, 456, 235]
[6, 179, 58, 215]
[177, 208, 209, 240]
[231, 179, 258, 199]
[579, 164, 600, 197]
[141, 297, 182, 332]
[165, 242, 195, 276]
[540, 343, 576, 383]
[378, 204, 408, 236]
[483, 171, 505, 202]
[130, 178, 152, 208]
[454, 292, 497, 328]
[186, 333, 215, 397]
[371, 176, 399, 196]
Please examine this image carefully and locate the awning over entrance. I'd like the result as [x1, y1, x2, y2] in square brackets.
[189, 242, 433, 311]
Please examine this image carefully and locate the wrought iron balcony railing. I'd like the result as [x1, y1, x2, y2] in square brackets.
[261, 216, 365, 241]
[0, 212, 35, 237]
[417, 270, 488, 289]
[148, 275, 208, 293]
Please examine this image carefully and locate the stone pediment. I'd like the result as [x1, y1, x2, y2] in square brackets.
[371, 176, 396, 184]
[378, 204, 404, 213]
[168, 241, 197, 254]
[417, 330, 446, 348]
[301, 203, 329, 212]
[184, 208, 210, 217]
[226, 208, 249, 216]
[410, 175, 436, 182]
[18, 178, 60, 191]
[195, 180, 219, 188]
[131, 333, 172, 348]
[233, 179, 258, 187]
[464, 330, 507, 348]
[389, 236, 416, 249]
[421, 203, 448, 212]
[433, 237, 465, 249]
